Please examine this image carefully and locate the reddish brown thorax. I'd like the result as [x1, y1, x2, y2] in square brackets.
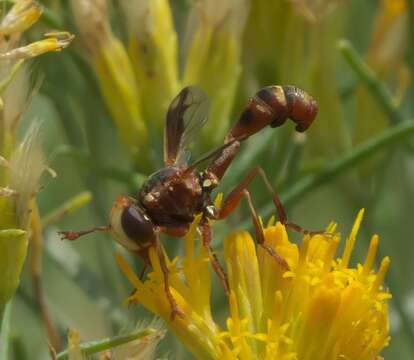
[139, 166, 204, 225]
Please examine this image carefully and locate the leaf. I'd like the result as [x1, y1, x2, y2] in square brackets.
[56, 328, 158, 360]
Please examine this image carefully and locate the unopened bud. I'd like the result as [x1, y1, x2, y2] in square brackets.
[0, 32, 74, 60]
[0, 0, 43, 36]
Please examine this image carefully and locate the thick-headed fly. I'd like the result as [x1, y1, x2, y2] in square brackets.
[60, 85, 318, 319]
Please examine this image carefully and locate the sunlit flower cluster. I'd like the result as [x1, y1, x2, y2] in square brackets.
[118, 209, 391, 360]
[70, 0, 249, 164]
[0, 0, 73, 308]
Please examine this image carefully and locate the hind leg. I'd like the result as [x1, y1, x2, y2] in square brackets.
[217, 166, 322, 235]
[217, 186, 289, 270]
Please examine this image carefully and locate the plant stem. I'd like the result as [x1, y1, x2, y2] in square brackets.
[56, 328, 157, 360]
[30, 203, 62, 351]
[42, 191, 92, 227]
[338, 39, 405, 125]
[0, 300, 12, 360]
[242, 121, 414, 227]
[0, 59, 24, 94]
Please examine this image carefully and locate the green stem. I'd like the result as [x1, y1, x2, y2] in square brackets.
[0, 59, 24, 94]
[42, 191, 92, 227]
[243, 121, 414, 227]
[0, 300, 12, 360]
[56, 328, 157, 360]
[338, 39, 405, 125]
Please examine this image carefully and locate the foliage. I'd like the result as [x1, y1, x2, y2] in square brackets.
[0, 0, 413, 359]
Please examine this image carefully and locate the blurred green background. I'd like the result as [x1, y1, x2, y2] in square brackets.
[1, 0, 414, 358]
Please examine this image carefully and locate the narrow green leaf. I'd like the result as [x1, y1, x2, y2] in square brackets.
[338, 39, 404, 125]
[56, 328, 157, 360]
[241, 120, 414, 227]
[42, 191, 93, 227]
[0, 59, 24, 94]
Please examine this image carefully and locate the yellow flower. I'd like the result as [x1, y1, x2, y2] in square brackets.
[0, 32, 74, 60]
[183, 0, 249, 148]
[0, 0, 73, 308]
[117, 209, 391, 360]
[120, 0, 180, 133]
[0, 0, 42, 36]
[70, 0, 148, 163]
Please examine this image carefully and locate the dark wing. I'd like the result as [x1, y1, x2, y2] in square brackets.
[164, 86, 209, 166]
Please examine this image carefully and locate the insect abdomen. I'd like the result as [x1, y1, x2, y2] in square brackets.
[279, 86, 318, 132]
[226, 85, 318, 142]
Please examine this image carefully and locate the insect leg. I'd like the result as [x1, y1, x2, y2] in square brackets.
[217, 184, 289, 270]
[200, 222, 230, 295]
[252, 167, 324, 235]
[153, 228, 183, 320]
[127, 262, 148, 306]
[59, 225, 111, 241]
[215, 166, 262, 219]
[218, 166, 322, 235]
[242, 189, 290, 270]
[138, 263, 148, 280]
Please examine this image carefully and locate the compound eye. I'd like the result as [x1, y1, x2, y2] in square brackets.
[121, 205, 154, 245]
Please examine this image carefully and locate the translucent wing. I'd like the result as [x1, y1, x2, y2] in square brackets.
[164, 86, 209, 166]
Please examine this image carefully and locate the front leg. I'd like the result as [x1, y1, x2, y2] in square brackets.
[153, 228, 184, 320]
[200, 222, 230, 295]
[59, 225, 111, 241]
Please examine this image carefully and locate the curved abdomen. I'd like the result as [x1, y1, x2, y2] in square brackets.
[226, 85, 318, 142]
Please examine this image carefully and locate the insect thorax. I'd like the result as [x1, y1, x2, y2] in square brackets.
[139, 166, 207, 225]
